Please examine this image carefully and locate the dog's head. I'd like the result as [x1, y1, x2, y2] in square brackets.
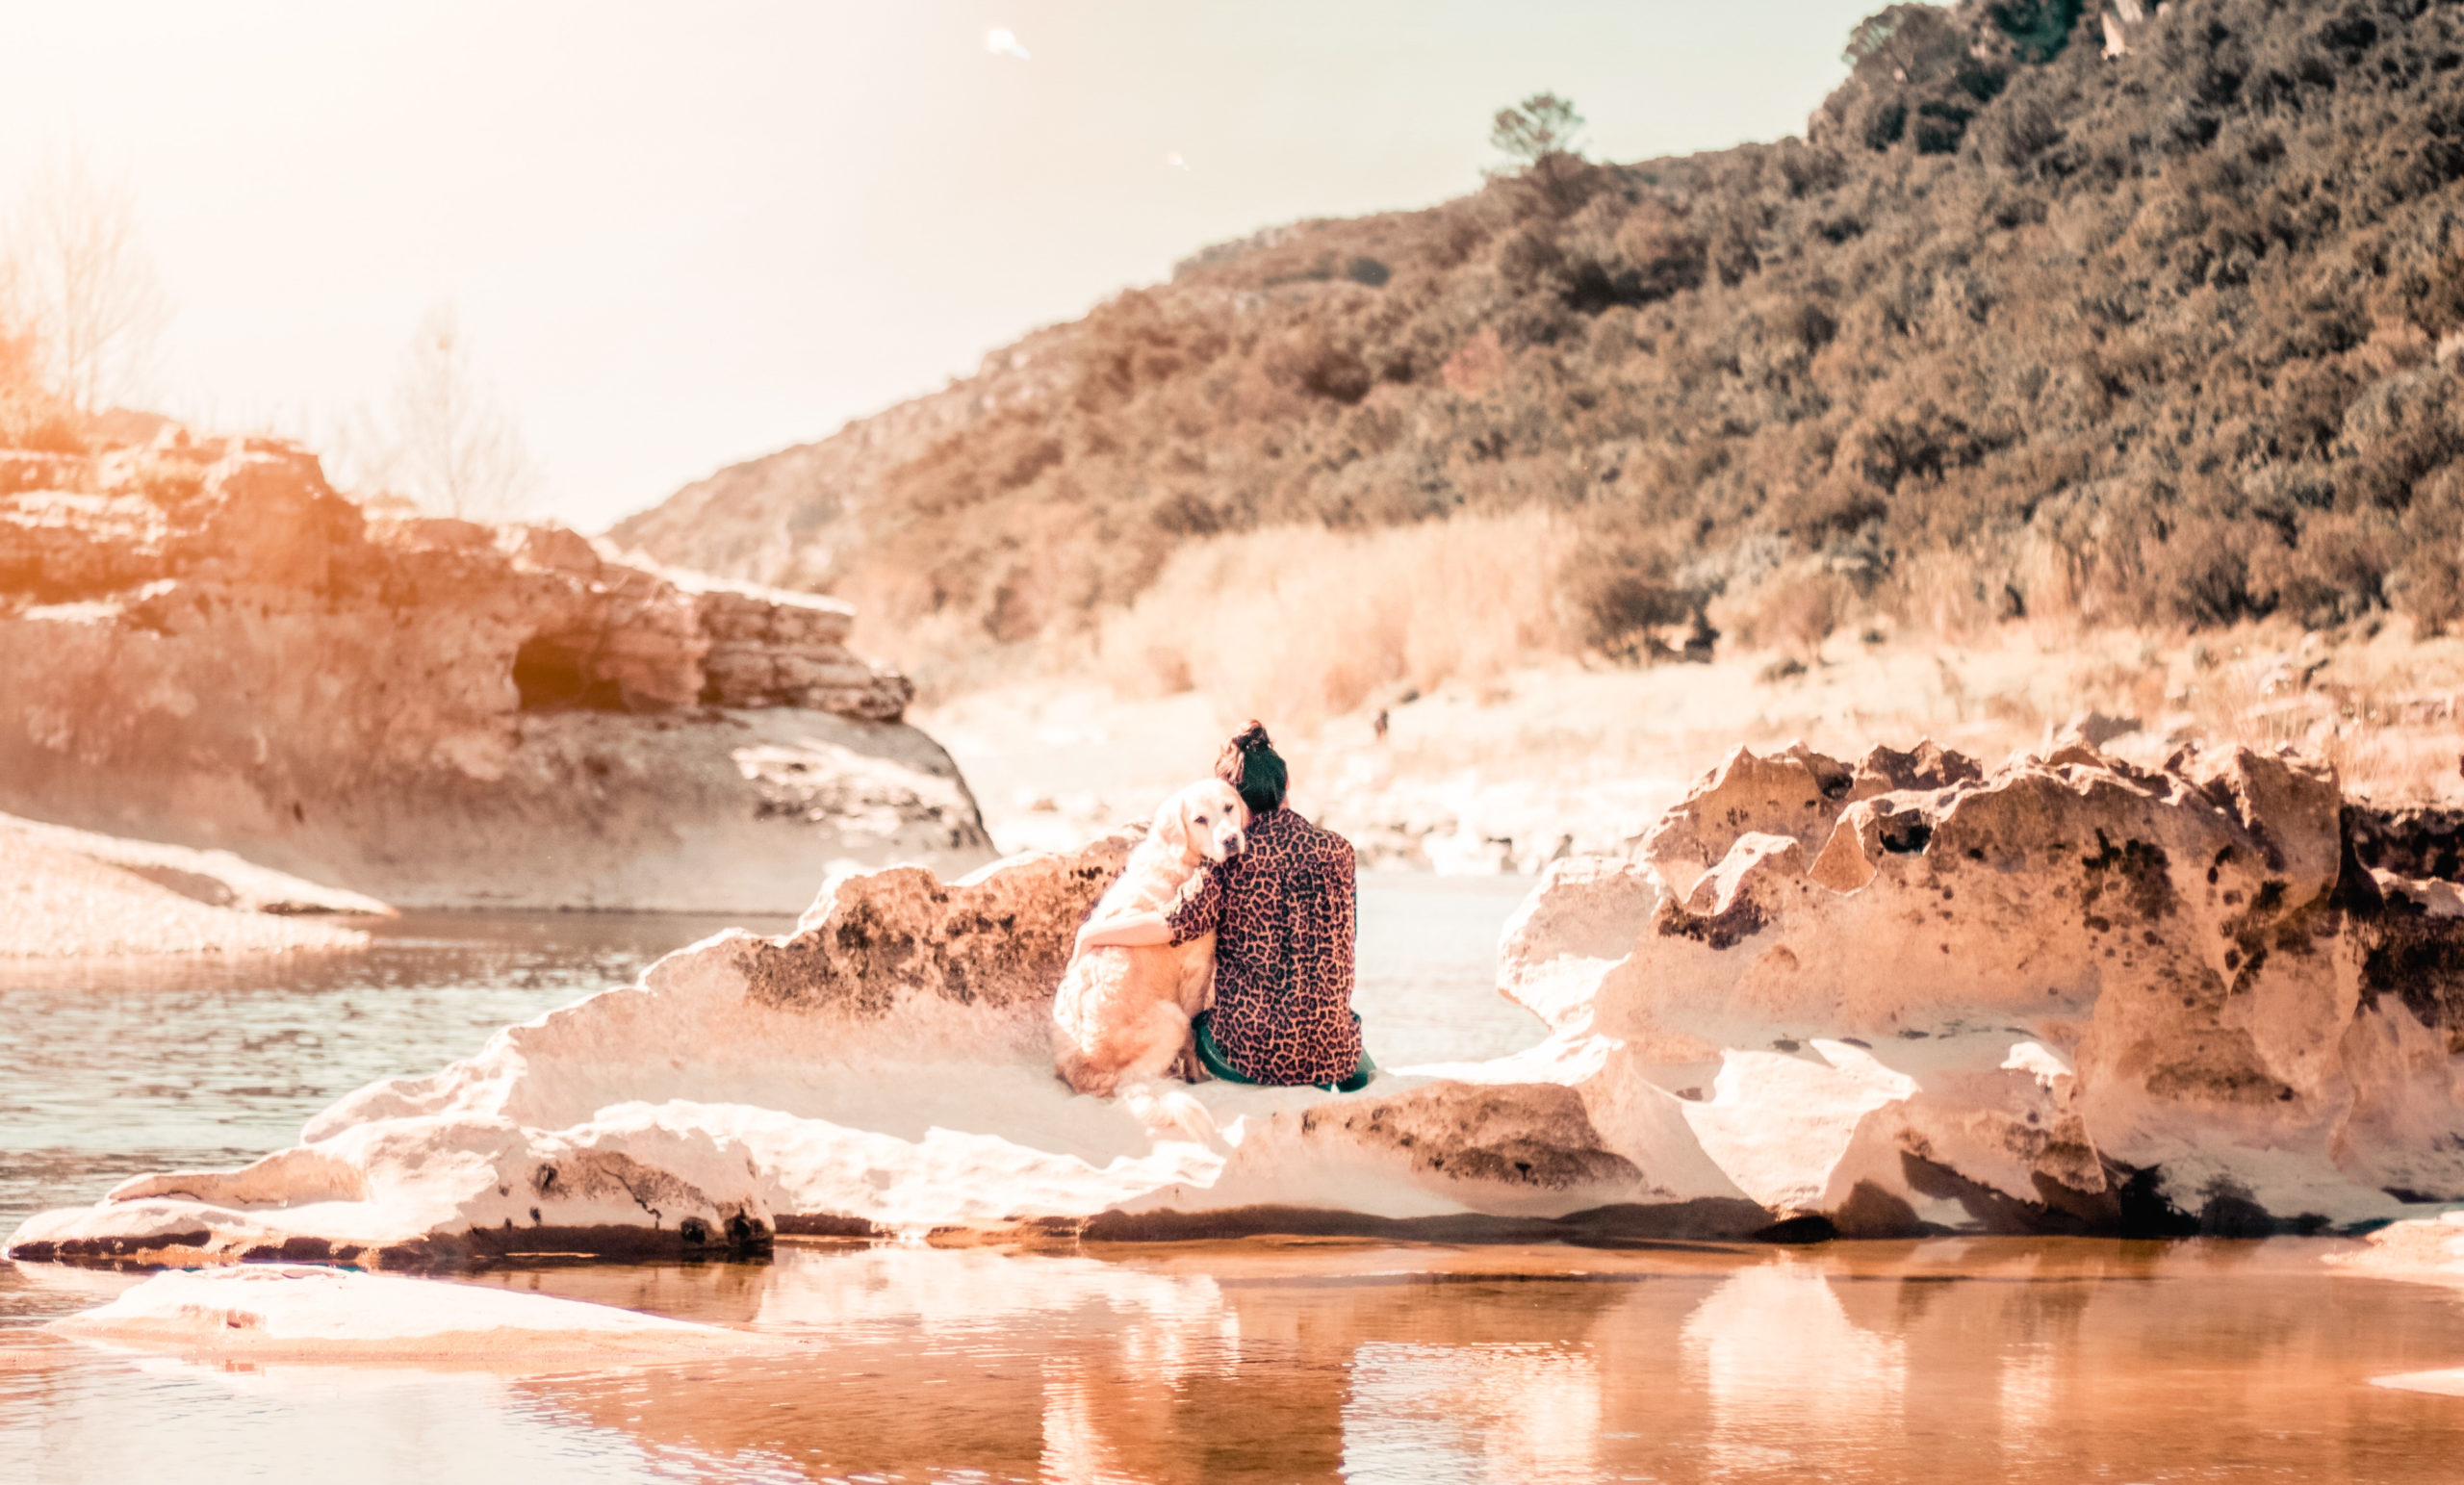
[1154, 779, 1249, 864]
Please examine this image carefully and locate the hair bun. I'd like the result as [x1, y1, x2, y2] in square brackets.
[1216, 720, 1288, 811]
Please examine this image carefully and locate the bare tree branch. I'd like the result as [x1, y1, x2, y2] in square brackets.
[341, 302, 542, 521]
[3, 149, 173, 415]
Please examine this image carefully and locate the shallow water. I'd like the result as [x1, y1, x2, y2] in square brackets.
[0, 909, 796, 1240]
[0, 875, 1544, 1241]
[12, 1239, 2464, 1482]
[9, 875, 2464, 1481]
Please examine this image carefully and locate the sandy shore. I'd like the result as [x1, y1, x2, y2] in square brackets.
[0, 814, 379, 958]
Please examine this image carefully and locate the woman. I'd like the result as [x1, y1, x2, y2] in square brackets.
[1076, 722, 1374, 1092]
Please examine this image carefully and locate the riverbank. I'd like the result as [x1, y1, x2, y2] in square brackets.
[921, 618, 2464, 869]
[0, 813, 379, 958]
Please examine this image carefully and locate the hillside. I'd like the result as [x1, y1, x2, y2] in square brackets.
[614, 0, 2464, 693]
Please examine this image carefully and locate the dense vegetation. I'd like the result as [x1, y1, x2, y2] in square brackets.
[629, 0, 2464, 663]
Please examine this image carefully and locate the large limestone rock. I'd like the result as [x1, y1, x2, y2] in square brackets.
[16, 740, 2464, 1268]
[1519, 740, 2464, 1234]
[0, 431, 992, 909]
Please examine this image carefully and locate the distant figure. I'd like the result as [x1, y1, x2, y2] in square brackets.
[1373, 707, 1389, 742]
[1077, 721, 1373, 1091]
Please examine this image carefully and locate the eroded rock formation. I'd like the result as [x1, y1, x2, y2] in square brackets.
[0, 430, 991, 909]
[1515, 740, 2464, 1236]
[15, 739, 2464, 1268]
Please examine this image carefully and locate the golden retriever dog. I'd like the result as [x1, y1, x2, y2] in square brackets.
[1051, 780, 1247, 1122]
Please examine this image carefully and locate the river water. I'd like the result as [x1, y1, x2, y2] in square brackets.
[6, 876, 2464, 1482]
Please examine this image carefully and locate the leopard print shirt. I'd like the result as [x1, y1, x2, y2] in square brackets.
[1165, 806, 1361, 1086]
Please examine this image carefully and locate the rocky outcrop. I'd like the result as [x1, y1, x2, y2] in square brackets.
[0, 431, 992, 910]
[16, 738, 2464, 1268]
[6, 825, 1742, 1269]
[1520, 740, 2464, 1235]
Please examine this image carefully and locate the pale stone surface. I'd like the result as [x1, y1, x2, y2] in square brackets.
[0, 431, 991, 911]
[1557, 739, 2464, 1234]
[2327, 1212, 2464, 1286]
[0, 818, 371, 958]
[48, 1265, 773, 1365]
[2371, 1370, 2464, 1397]
[14, 740, 2464, 1267]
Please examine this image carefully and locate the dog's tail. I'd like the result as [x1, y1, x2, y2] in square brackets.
[1121, 1082, 1220, 1147]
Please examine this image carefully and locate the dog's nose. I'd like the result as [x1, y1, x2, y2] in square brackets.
[1226, 832, 1246, 855]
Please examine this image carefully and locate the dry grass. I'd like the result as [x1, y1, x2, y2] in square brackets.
[2179, 636, 2464, 806]
[1088, 509, 1579, 725]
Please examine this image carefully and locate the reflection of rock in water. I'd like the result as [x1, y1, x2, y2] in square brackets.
[0, 432, 990, 911]
[1683, 1266, 1908, 1472]
[37, 1241, 2446, 1482]
[14, 739, 2464, 1268]
[481, 1239, 2464, 1483]
[1345, 1340, 1602, 1484]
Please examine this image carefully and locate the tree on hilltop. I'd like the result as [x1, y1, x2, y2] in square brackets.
[1489, 92, 1586, 166]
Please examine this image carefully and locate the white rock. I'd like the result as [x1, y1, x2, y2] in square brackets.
[48, 1265, 772, 1364]
[2371, 1370, 2464, 1397]
[2326, 1212, 2464, 1286]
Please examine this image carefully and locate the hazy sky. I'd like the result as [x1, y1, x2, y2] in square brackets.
[1, 0, 1883, 531]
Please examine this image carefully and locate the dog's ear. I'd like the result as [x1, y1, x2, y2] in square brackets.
[1153, 792, 1193, 856]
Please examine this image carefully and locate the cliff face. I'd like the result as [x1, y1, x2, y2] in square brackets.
[613, 0, 2464, 671]
[0, 431, 992, 911]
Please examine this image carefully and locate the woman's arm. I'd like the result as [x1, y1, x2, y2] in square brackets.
[1078, 909, 1171, 949]
[1082, 862, 1223, 950]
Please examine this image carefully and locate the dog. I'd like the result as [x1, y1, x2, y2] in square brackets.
[1051, 780, 1247, 1134]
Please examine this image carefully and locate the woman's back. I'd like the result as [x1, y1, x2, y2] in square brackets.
[1166, 805, 1362, 1087]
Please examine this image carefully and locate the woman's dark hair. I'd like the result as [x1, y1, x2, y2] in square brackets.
[1216, 720, 1288, 814]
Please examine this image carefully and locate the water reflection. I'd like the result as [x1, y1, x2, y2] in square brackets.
[1345, 1340, 1602, 1484]
[1684, 1265, 1908, 1477]
[252, 1240, 2464, 1483]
